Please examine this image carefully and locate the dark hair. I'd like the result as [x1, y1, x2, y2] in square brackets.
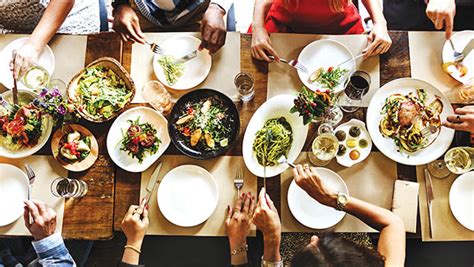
[290, 233, 385, 267]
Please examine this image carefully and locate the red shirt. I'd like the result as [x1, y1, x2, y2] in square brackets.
[251, 0, 364, 34]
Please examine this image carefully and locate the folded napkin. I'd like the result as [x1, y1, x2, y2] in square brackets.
[392, 180, 419, 233]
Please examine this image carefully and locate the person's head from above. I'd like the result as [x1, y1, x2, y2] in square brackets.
[291, 233, 385, 267]
[276, 0, 352, 12]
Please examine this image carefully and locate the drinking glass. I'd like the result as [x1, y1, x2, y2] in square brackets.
[21, 65, 50, 91]
[48, 79, 67, 95]
[51, 177, 88, 198]
[338, 71, 371, 113]
[323, 105, 343, 126]
[444, 146, 474, 174]
[234, 72, 254, 102]
[142, 81, 172, 114]
[308, 131, 339, 166]
[455, 78, 474, 103]
[427, 160, 451, 179]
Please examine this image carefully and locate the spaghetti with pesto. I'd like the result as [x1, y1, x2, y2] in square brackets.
[253, 117, 293, 166]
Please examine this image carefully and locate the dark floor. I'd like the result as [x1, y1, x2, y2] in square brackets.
[82, 232, 474, 267]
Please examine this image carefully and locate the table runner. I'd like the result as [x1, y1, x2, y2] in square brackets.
[0, 34, 87, 94]
[416, 166, 474, 241]
[140, 155, 257, 236]
[0, 156, 66, 236]
[408, 31, 462, 103]
[267, 33, 380, 106]
[130, 32, 241, 103]
[281, 152, 400, 233]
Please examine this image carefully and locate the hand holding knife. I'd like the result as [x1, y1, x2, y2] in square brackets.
[136, 162, 163, 216]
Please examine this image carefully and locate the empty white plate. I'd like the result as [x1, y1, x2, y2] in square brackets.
[297, 39, 355, 93]
[288, 167, 348, 229]
[0, 163, 28, 226]
[449, 171, 474, 231]
[153, 35, 212, 90]
[442, 30, 474, 84]
[158, 165, 218, 227]
[0, 37, 55, 90]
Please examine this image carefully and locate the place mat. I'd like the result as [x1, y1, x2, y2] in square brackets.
[0, 34, 87, 94]
[408, 31, 461, 103]
[0, 155, 67, 236]
[267, 33, 380, 106]
[130, 32, 241, 103]
[416, 166, 474, 241]
[141, 155, 257, 236]
[281, 152, 399, 233]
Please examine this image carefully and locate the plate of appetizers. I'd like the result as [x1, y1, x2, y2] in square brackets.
[153, 35, 212, 90]
[242, 94, 308, 177]
[367, 78, 454, 166]
[334, 119, 372, 167]
[297, 39, 355, 93]
[0, 163, 29, 226]
[107, 107, 170, 173]
[442, 30, 474, 84]
[51, 124, 98, 172]
[168, 89, 239, 159]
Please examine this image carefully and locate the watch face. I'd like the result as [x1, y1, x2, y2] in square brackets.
[338, 193, 348, 204]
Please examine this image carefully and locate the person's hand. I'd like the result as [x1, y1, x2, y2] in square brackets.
[293, 164, 337, 208]
[251, 26, 279, 62]
[9, 39, 42, 79]
[252, 188, 280, 242]
[24, 200, 57, 241]
[226, 192, 256, 249]
[199, 3, 226, 54]
[363, 22, 392, 58]
[121, 199, 149, 248]
[112, 5, 146, 44]
[426, 0, 456, 39]
[443, 106, 474, 133]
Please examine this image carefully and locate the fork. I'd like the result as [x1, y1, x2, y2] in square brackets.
[269, 56, 308, 73]
[449, 39, 465, 63]
[145, 40, 165, 55]
[24, 164, 36, 200]
[234, 164, 244, 196]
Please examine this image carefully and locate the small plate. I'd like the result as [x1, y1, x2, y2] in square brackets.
[153, 35, 212, 90]
[442, 31, 474, 84]
[449, 171, 474, 231]
[297, 39, 355, 93]
[157, 165, 218, 227]
[0, 163, 28, 226]
[334, 119, 372, 167]
[107, 107, 170, 173]
[0, 37, 55, 90]
[51, 124, 99, 172]
[287, 167, 348, 229]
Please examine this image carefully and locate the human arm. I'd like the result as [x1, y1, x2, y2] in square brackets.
[425, 0, 456, 39]
[293, 165, 406, 266]
[361, 0, 392, 58]
[24, 200, 75, 266]
[251, 0, 279, 62]
[226, 192, 256, 266]
[10, 0, 74, 79]
[199, 2, 227, 54]
[121, 199, 149, 266]
[112, 3, 146, 44]
[443, 106, 474, 133]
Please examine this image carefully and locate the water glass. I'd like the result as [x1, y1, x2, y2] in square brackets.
[338, 71, 371, 113]
[51, 177, 88, 198]
[234, 72, 254, 102]
[455, 78, 474, 103]
[142, 81, 172, 114]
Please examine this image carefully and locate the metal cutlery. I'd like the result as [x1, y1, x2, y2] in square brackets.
[449, 39, 465, 63]
[461, 39, 474, 58]
[269, 55, 308, 73]
[24, 164, 36, 201]
[424, 168, 435, 238]
[334, 53, 364, 68]
[145, 40, 165, 55]
[0, 95, 14, 113]
[174, 50, 198, 64]
[277, 155, 296, 168]
[11, 50, 18, 105]
[234, 164, 244, 196]
[142, 162, 163, 209]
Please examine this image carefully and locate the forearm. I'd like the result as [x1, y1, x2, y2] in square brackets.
[253, 0, 273, 28]
[30, 0, 74, 49]
[362, 0, 387, 25]
[343, 196, 401, 231]
[122, 240, 142, 265]
[263, 235, 281, 262]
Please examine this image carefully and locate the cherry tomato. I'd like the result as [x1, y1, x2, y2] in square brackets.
[187, 107, 195, 115]
[328, 67, 333, 72]
[183, 127, 191, 136]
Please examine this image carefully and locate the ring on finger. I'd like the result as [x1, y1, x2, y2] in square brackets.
[303, 164, 310, 170]
[456, 115, 462, 123]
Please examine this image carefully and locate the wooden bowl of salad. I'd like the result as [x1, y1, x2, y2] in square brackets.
[67, 57, 135, 123]
[51, 124, 99, 172]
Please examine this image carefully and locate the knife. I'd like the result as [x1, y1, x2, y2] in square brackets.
[424, 168, 435, 238]
[174, 50, 197, 64]
[143, 162, 163, 208]
[461, 39, 474, 59]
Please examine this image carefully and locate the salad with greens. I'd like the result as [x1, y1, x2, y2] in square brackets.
[308, 66, 349, 90]
[120, 117, 161, 163]
[75, 66, 132, 120]
[158, 56, 184, 86]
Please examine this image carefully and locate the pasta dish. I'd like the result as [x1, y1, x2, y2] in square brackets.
[253, 117, 293, 166]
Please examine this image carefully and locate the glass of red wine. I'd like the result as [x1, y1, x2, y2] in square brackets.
[338, 71, 371, 113]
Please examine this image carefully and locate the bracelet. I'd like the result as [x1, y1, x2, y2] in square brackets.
[261, 257, 284, 267]
[124, 244, 141, 254]
[230, 244, 248, 256]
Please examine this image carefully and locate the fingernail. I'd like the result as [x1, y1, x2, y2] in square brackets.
[242, 193, 245, 197]
[146, 204, 149, 210]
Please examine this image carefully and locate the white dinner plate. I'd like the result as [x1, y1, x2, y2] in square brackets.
[157, 165, 218, 227]
[288, 167, 348, 229]
[449, 171, 474, 231]
[297, 39, 355, 93]
[242, 94, 309, 178]
[366, 78, 455, 166]
[0, 163, 28, 226]
[153, 35, 212, 90]
[442, 31, 474, 84]
[0, 37, 55, 90]
[334, 119, 372, 167]
[106, 107, 170, 173]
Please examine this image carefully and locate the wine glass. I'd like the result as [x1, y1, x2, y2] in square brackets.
[308, 123, 339, 166]
[455, 78, 473, 103]
[142, 81, 172, 114]
[338, 71, 371, 113]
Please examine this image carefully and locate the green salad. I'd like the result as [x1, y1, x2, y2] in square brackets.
[120, 117, 161, 163]
[308, 66, 349, 90]
[158, 56, 184, 85]
[76, 66, 132, 120]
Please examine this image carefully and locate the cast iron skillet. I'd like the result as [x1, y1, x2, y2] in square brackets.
[168, 89, 240, 159]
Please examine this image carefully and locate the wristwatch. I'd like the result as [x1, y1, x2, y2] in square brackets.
[335, 192, 348, 211]
[112, 0, 130, 9]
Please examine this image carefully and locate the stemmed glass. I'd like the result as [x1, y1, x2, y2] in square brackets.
[308, 123, 339, 166]
[142, 80, 172, 114]
[427, 146, 474, 178]
[338, 70, 371, 113]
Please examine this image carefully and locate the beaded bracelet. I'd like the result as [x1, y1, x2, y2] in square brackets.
[230, 244, 248, 256]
